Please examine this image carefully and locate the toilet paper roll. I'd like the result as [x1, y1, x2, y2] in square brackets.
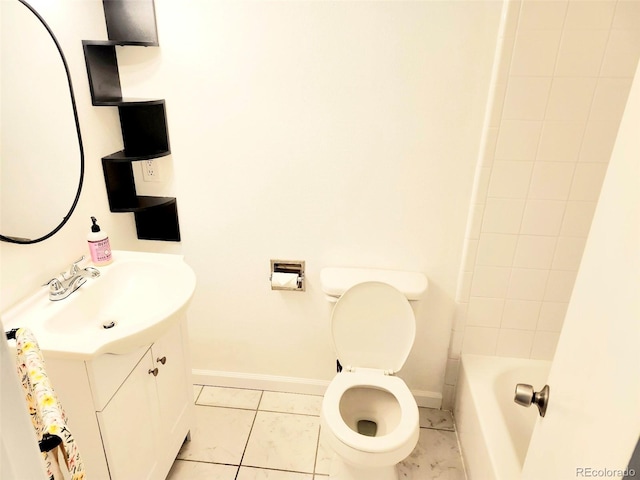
[271, 272, 300, 289]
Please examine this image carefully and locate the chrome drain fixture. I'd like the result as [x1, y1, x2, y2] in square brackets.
[102, 320, 116, 329]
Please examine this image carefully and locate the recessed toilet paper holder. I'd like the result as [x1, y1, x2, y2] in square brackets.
[270, 260, 305, 291]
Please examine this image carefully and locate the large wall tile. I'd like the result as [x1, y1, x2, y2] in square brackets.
[462, 326, 499, 355]
[579, 120, 620, 163]
[521, 200, 566, 235]
[590, 78, 634, 121]
[528, 162, 575, 200]
[502, 299, 541, 330]
[470, 266, 512, 298]
[476, 233, 518, 267]
[502, 76, 552, 120]
[482, 198, 526, 234]
[507, 268, 550, 301]
[546, 77, 597, 122]
[569, 163, 609, 201]
[495, 120, 543, 160]
[554, 29, 609, 77]
[518, 0, 568, 30]
[564, 0, 616, 29]
[560, 201, 598, 236]
[496, 329, 535, 357]
[487, 161, 533, 198]
[467, 297, 504, 328]
[552, 236, 588, 270]
[537, 121, 585, 162]
[513, 235, 558, 269]
[510, 29, 562, 76]
[600, 29, 640, 77]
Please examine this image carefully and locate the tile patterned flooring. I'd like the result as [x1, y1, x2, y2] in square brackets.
[167, 385, 467, 480]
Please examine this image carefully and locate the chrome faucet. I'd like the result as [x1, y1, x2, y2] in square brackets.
[43, 256, 100, 301]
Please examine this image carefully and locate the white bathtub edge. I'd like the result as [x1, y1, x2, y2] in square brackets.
[455, 354, 552, 480]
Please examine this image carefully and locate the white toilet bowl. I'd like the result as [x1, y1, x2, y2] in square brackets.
[318, 279, 427, 480]
[321, 371, 419, 480]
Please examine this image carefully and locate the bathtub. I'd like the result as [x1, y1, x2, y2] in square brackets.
[454, 354, 552, 480]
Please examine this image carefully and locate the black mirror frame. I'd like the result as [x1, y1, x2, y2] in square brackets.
[0, 0, 84, 245]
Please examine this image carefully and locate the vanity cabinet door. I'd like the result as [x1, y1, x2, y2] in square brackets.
[96, 350, 162, 480]
[152, 321, 190, 443]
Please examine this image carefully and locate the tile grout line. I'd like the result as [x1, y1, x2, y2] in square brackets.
[177, 458, 238, 468]
[234, 464, 317, 477]
[234, 390, 263, 480]
[312, 418, 322, 477]
[195, 402, 322, 418]
[420, 425, 455, 432]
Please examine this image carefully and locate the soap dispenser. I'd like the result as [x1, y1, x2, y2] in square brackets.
[87, 216, 112, 266]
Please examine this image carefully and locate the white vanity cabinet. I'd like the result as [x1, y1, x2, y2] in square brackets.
[44, 317, 193, 480]
[95, 321, 191, 479]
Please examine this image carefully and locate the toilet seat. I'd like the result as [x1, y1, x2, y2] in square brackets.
[331, 282, 415, 373]
[322, 371, 419, 454]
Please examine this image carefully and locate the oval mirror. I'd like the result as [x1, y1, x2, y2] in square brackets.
[0, 0, 84, 244]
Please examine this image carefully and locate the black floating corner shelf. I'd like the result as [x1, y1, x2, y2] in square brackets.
[84, 0, 180, 242]
[134, 199, 180, 241]
[119, 101, 170, 156]
[83, 39, 159, 47]
[103, 149, 171, 162]
[82, 41, 121, 106]
[103, 0, 159, 45]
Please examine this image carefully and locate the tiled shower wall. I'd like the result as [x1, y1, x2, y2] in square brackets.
[443, 0, 640, 409]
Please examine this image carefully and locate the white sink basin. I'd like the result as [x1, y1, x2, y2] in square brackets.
[1, 251, 196, 359]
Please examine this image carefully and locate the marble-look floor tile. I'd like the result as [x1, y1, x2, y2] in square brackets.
[177, 406, 255, 464]
[193, 385, 203, 403]
[259, 391, 323, 416]
[174, 386, 468, 480]
[237, 466, 314, 480]
[314, 428, 332, 475]
[166, 460, 237, 480]
[198, 386, 262, 410]
[243, 411, 320, 473]
[419, 408, 455, 431]
[398, 428, 465, 479]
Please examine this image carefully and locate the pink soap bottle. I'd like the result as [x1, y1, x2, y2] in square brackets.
[87, 216, 112, 266]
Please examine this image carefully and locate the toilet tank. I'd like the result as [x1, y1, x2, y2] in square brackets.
[320, 267, 428, 302]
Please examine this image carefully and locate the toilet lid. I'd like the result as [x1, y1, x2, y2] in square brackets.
[331, 281, 416, 373]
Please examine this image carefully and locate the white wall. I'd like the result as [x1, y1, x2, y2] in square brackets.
[1, 0, 501, 402]
[120, 0, 501, 397]
[445, 0, 640, 407]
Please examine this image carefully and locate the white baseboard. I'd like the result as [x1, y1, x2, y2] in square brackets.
[192, 369, 330, 396]
[192, 369, 442, 408]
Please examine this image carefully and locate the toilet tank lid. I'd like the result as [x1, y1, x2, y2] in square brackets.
[320, 267, 428, 300]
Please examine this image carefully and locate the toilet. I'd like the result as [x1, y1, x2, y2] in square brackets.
[319, 268, 428, 480]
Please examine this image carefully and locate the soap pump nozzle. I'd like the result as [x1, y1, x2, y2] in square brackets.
[90, 216, 101, 233]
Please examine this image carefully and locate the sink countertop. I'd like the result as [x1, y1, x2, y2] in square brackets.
[1, 250, 196, 360]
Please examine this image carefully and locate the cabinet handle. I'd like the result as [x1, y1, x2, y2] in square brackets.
[157, 356, 167, 365]
[148, 368, 159, 377]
